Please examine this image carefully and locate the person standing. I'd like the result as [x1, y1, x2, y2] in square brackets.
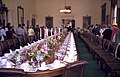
[102, 26, 112, 40]
[22, 23, 28, 36]
[111, 25, 119, 41]
[41, 26, 45, 39]
[11, 26, 15, 34]
[92, 24, 100, 36]
[5, 23, 11, 32]
[112, 27, 120, 43]
[28, 26, 35, 43]
[16, 24, 25, 37]
[34, 25, 40, 39]
[6, 26, 14, 39]
[0, 25, 6, 41]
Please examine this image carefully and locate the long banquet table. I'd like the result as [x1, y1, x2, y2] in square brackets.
[0, 32, 78, 77]
[24, 67, 65, 77]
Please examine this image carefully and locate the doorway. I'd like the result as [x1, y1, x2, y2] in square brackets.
[62, 19, 75, 28]
[101, 3, 106, 24]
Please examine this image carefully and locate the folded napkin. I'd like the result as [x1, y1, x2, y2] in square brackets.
[6, 61, 13, 68]
[37, 62, 48, 70]
[9, 49, 13, 54]
[47, 60, 65, 70]
[20, 62, 30, 72]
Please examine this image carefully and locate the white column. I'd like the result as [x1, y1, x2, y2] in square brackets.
[112, 5, 117, 25]
[44, 28, 48, 38]
[44, 28, 47, 38]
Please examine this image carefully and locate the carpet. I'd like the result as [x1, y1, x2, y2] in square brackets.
[74, 36, 111, 77]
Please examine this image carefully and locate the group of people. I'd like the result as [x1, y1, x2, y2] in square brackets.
[0, 23, 16, 41]
[0, 23, 63, 43]
[87, 24, 120, 43]
[0, 23, 44, 43]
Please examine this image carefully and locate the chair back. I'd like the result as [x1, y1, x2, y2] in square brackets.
[0, 41, 9, 54]
[108, 41, 118, 56]
[62, 60, 88, 77]
[115, 43, 120, 60]
[6, 39, 14, 50]
[0, 43, 2, 56]
[0, 68, 25, 77]
[12, 37, 20, 49]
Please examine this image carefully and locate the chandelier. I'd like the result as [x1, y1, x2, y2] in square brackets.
[60, 0, 71, 14]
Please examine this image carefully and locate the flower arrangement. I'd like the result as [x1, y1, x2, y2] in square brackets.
[9, 43, 51, 65]
[47, 38, 58, 49]
[26, 44, 51, 63]
[9, 51, 20, 64]
[9, 33, 67, 66]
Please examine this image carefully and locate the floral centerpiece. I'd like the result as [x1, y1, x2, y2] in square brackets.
[26, 44, 50, 65]
[47, 38, 58, 49]
[9, 43, 51, 65]
[9, 51, 20, 64]
[9, 33, 67, 66]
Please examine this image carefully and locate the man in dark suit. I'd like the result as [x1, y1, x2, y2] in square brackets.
[102, 26, 112, 40]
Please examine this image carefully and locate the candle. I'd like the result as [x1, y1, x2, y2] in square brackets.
[44, 28, 48, 38]
[40, 28, 41, 39]
[54, 28, 57, 35]
[59, 28, 60, 34]
[46, 28, 48, 37]
[44, 28, 46, 38]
